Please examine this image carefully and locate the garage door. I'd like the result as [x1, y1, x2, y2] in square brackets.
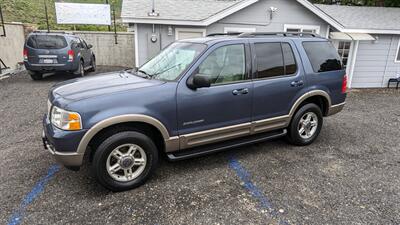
[175, 29, 206, 40]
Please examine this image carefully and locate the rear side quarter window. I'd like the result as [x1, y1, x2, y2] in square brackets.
[302, 41, 342, 73]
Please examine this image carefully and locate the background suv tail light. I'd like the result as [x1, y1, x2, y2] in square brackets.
[342, 74, 348, 93]
[23, 48, 28, 60]
[67, 50, 74, 62]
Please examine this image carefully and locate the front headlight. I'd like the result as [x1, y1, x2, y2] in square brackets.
[51, 106, 82, 131]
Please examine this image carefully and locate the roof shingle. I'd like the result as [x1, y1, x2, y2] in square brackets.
[315, 4, 400, 30]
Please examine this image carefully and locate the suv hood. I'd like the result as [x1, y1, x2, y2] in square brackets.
[50, 71, 165, 102]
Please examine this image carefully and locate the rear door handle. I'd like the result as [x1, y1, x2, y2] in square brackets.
[232, 88, 249, 95]
[291, 80, 304, 87]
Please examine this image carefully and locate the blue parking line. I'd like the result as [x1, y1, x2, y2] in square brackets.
[7, 164, 60, 225]
[228, 155, 290, 225]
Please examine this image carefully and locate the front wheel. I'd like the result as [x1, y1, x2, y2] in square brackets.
[88, 57, 96, 72]
[286, 103, 323, 146]
[92, 131, 159, 191]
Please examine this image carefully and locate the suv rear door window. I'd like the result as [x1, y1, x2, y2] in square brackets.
[255, 42, 297, 78]
[27, 35, 68, 49]
[303, 41, 342, 73]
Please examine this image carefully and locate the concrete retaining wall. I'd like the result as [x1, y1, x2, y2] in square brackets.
[73, 31, 135, 68]
[0, 23, 26, 70]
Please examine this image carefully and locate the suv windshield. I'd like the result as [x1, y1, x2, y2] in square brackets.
[139, 42, 206, 81]
[27, 35, 68, 49]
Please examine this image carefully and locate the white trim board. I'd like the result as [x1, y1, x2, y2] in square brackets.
[175, 28, 207, 40]
[133, 23, 139, 67]
[395, 38, 400, 63]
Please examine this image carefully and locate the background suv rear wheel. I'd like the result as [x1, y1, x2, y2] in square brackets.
[286, 103, 323, 146]
[29, 71, 43, 81]
[74, 61, 85, 77]
[92, 131, 159, 191]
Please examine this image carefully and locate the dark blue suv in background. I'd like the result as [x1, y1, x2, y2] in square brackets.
[24, 32, 96, 80]
[42, 32, 347, 191]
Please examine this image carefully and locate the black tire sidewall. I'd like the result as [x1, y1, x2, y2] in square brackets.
[92, 131, 159, 191]
[288, 103, 323, 146]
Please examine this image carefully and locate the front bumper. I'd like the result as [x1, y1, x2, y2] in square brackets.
[42, 115, 86, 167]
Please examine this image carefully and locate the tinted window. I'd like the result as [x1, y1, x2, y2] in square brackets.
[255, 43, 284, 78]
[303, 41, 342, 72]
[282, 43, 297, 75]
[27, 35, 68, 49]
[198, 44, 246, 85]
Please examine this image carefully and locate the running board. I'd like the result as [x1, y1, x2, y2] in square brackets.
[167, 129, 287, 161]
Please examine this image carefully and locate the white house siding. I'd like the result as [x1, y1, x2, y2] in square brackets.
[351, 34, 400, 88]
[208, 0, 329, 36]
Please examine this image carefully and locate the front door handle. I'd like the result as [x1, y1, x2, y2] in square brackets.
[232, 88, 249, 95]
[291, 80, 304, 87]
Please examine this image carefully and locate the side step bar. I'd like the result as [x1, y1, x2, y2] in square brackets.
[167, 129, 287, 161]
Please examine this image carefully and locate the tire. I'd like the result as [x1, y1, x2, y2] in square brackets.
[29, 72, 43, 80]
[89, 57, 96, 72]
[92, 131, 159, 191]
[286, 103, 323, 146]
[74, 60, 85, 77]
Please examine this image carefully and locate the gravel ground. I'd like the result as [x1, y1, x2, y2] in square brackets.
[0, 68, 399, 225]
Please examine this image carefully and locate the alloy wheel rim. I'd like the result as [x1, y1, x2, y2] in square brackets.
[298, 112, 318, 139]
[106, 144, 147, 182]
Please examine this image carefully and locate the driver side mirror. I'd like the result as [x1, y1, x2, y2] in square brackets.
[87, 44, 93, 49]
[187, 73, 211, 89]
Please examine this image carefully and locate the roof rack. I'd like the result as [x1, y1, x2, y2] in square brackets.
[32, 30, 67, 34]
[206, 32, 242, 37]
[238, 32, 319, 38]
[206, 32, 320, 38]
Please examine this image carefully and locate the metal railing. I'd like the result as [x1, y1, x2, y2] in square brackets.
[207, 32, 320, 38]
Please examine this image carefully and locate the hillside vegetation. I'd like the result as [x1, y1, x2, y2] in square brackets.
[1, 0, 124, 31]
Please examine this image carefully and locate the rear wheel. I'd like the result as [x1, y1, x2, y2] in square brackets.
[29, 71, 43, 80]
[92, 131, 159, 191]
[286, 103, 323, 146]
[74, 60, 85, 77]
[89, 57, 96, 72]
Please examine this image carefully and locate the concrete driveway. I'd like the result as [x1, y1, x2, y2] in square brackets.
[1, 68, 399, 225]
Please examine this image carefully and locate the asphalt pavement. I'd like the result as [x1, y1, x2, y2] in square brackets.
[1, 68, 399, 225]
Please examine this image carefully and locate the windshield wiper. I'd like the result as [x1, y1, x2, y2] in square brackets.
[138, 69, 152, 79]
[152, 64, 182, 77]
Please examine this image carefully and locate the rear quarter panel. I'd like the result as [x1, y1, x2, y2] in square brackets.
[294, 39, 347, 105]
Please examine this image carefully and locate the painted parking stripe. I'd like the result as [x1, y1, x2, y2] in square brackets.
[228, 155, 290, 225]
[7, 164, 61, 225]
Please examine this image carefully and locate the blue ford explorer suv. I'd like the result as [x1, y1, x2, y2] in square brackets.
[43, 32, 347, 191]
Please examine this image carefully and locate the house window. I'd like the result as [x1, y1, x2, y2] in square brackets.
[396, 39, 400, 63]
[337, 41, 351, 67]
[175, 28, 206, 40]
[224, 27, 256, 34]
[284, 24, 320, 34]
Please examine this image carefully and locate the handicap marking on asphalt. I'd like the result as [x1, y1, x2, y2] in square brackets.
[7, 164, 61, 225]
[228, 155, 290, 225]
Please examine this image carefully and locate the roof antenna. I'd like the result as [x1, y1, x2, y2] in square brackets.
[148, 0, 159, 17]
